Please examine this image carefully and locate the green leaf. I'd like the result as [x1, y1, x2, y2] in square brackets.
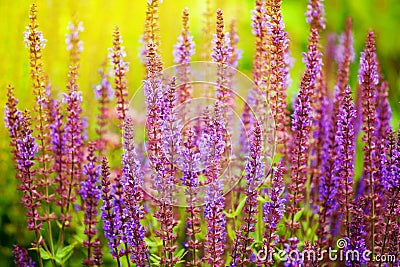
[294, 208, 304, 222]
[174, 248, 188, 260]
[234, 196, 247, 216]
[40, 248, 52, 260]
[257, 195, 267, 203]
[227, 223, 236, 241]
[55, 243, 76, 263]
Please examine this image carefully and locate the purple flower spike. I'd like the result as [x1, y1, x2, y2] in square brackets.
[13, 245, 35, 267]
[258, 163, 286, 266]
[122, 116, 148, 265]
[306, 0, 326, 30]
[335, 85, 356, 237]
[173, 8, 195, 106]
[288, 28, 321, 233]
[80, 143, 103, 266]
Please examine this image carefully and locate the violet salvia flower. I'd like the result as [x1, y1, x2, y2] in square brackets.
[231, 120, 264, 266]
[110, 26, 129, 123]
[181, 128, 202, 265]
[173, 8, 195, 105]
[335, 85, 356, 237]
[379, 130, 400, 259]
[63, 88, 85, 224]
[375, 81, 392, 143]
[347, 199, 368, 266]
[94, 67, 113, 154]
[259, 163, 286, 266]
[26, 3, 54, 222]
[100, 157, 122, 264]
[204, 103, 227, 266]
[283, 237, 304, 267]
[287, 28, 320, 233]
[212, 9, 234, 109]
[228, 20, 242, 69]
[121, 116, 148, 265]
[359, 31, 380, 254]
[17, 112, 42, 231]
[66, 21, 84, 64]
[13, 245, 35, 267]
[49, 101, 68, 215]
[251, 0, 268, 83]
[80, 143, 102, 266]
[204, 180, 226, 267]
[305, 0, 326, 31]
[266, 0, 291, 155]
[4, 84, 23, 169]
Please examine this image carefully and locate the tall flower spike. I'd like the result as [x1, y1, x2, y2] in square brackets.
[122, 116, 148, 265]
[212, 9, 234, 112]
[16, 111, 44, 266]
[228, 20, 241, 69]
[49, 101, 67, 217]
[251, 0, 268, 92]
[266, 0, 291, 155]
[334, 85, 356, 237]
[100, 157, 122, 265]
[231, 120, 264, 266]
[201, 0, 214, 60]
[173, 8, 195, 105]
[110, 26, 129, 123]
[258, 163, 286, 266]
[375, 81, 392, 143]
[181, 128, 202, 266]
[94, 66, 113, 154]
[66, 21, 84, 66]
[287, 28, 320, 233]
[80, 143, 103, 266]
[380, 130, 400, 260]
[63, 88, 85, 225]
[358, 31, 380, 255]
[4, 84, 23, 171]
[305, 0, 326, 31]
[13, 245, 36, 267]
[143, 0, 161, 58]
[204, 103, 227, 267]
[25, 3, 54, 224]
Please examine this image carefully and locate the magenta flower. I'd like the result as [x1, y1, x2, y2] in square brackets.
[13, 245, 35, 267]
[80, 143, 103, 266]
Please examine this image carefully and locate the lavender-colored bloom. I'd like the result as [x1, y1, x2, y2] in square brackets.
[121, 116, 148, 265]
[251, 0, 268, 37]
[204, 182, 226, 266]
[288, 29, 320, 232]
[65, 21, 84, 52]
[283, 237, 304, 267]
[231, 120, 264, 266]
[94, 69, 114, 100]
[259, 163, 286, 266]
[24, 26, 47, 50]
[100, 157, 122, 261]
[305, 0, 326, 30]
[13, 245, 35, 267]
[80, 144, 103, 266]
[173, 8, 195, 64]
[335, 85, 356, 235]
[347, 199, 368, 266]
[63, 89, 85, 213]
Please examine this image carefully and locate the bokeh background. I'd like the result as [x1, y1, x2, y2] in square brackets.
[0, 0, 399, 265]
